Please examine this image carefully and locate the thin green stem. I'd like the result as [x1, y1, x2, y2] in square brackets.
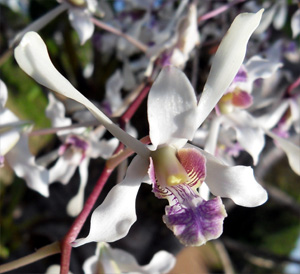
[0, 242, 61, 273]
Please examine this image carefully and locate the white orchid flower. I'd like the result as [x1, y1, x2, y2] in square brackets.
[59, 0, 99, 44]
[0, 80, 49, 197]
[83, 242, 176, 274]
[14, 10, 267, 246]
[45, 93, 119, 216]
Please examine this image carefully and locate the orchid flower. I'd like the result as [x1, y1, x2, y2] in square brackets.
[0, 80, 49, 197]
[14, 10, 267, 246]
[83, 242, 176, 274]
[146, 2, 200, 74]
[45, 93, 119, 216]
[59, 0, 100, 44]
[207, 55, 283, 165]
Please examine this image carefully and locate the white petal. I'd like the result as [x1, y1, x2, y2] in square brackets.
[225, 111, 265, 165]
[6, 134, 49, 197]
[235, 126, 265, 166]
[186, 144, 268, 207]
[68, 8, 94, 45]
[105, 69, 124, 113]
[72, 155, 149, 246]
[266, 131, 300, 175]
[273, 2, 287, 30]
[89, 138, 119, 159]
[49, 151, 80, 185]
[245, 55, 282, 82]
[142, 250, 176, 274]
[14, 31, 149, 158]
[46, 93, 72, 130]
[197, 10, 263, 127]
[0, 79, 8, 107]
[204, 116, 223, 154]
[0, 129, 20, 156]
[147, 66, 198, 149]
[67, 158, 90, 217]
[254, 5, 276, 34]
[291, 9, 300, 38]
[255, 100, 290, 130]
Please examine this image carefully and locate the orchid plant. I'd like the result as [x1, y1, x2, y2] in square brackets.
[1, 1, 300, 274]
[14, 9, 267, 248]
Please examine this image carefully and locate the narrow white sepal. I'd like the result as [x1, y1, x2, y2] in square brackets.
[197, 9, 264, 128]
[14, 31, 149, 158]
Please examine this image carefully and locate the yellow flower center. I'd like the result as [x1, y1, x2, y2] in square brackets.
[151, 146, 189, 187]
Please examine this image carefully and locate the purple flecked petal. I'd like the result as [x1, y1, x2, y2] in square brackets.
[176, 147, 206, 189]
[163, 185, 227, 246]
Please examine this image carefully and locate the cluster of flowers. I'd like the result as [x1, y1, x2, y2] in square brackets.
[1, 0, 299, 273]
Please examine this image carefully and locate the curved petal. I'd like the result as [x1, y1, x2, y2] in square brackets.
[14, 32, 149, 158]
[186, 144, 268, 207]
[266, 130, 300, 176]
[72, 155, 149, 246]
[291, 9, 300, 38]
[49, 151, 80, 185]
[0, 79, 8, 107]
[148, 66, 198, 149]
[273, 2, 287, 30]
[67, 158, 90, 217]
[225, 111, 265, 165]
[197, 10, 263, 127]
[245, 55, 282, 81]
[68, 8, 94, 45]
[6, 134, 49, 197]
[141, 250, 176, 274]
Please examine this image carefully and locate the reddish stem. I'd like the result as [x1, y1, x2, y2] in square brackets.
[120, 83, 152, 127]
[60, 81, 152, 274]
[286, 76, 300, 96]
[60, 167, 113, 274]
[198, 0, 245, 24]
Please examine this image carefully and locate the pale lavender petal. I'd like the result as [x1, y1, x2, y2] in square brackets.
[245, 55, 282, 82]
[72, 155, 149, 246]
[6, 134, 49, 197]
[291, 9, 300, 38]
[273, 2, 287, 30]
[148, 66, 198, 149]
[68, 8, 94, 45]
[197, 10, 263, 127]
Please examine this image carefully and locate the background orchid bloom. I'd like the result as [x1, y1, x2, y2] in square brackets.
[0, 80, 49, 197]
[83, 242, 176, 274]
[14, 10, 267, 247]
